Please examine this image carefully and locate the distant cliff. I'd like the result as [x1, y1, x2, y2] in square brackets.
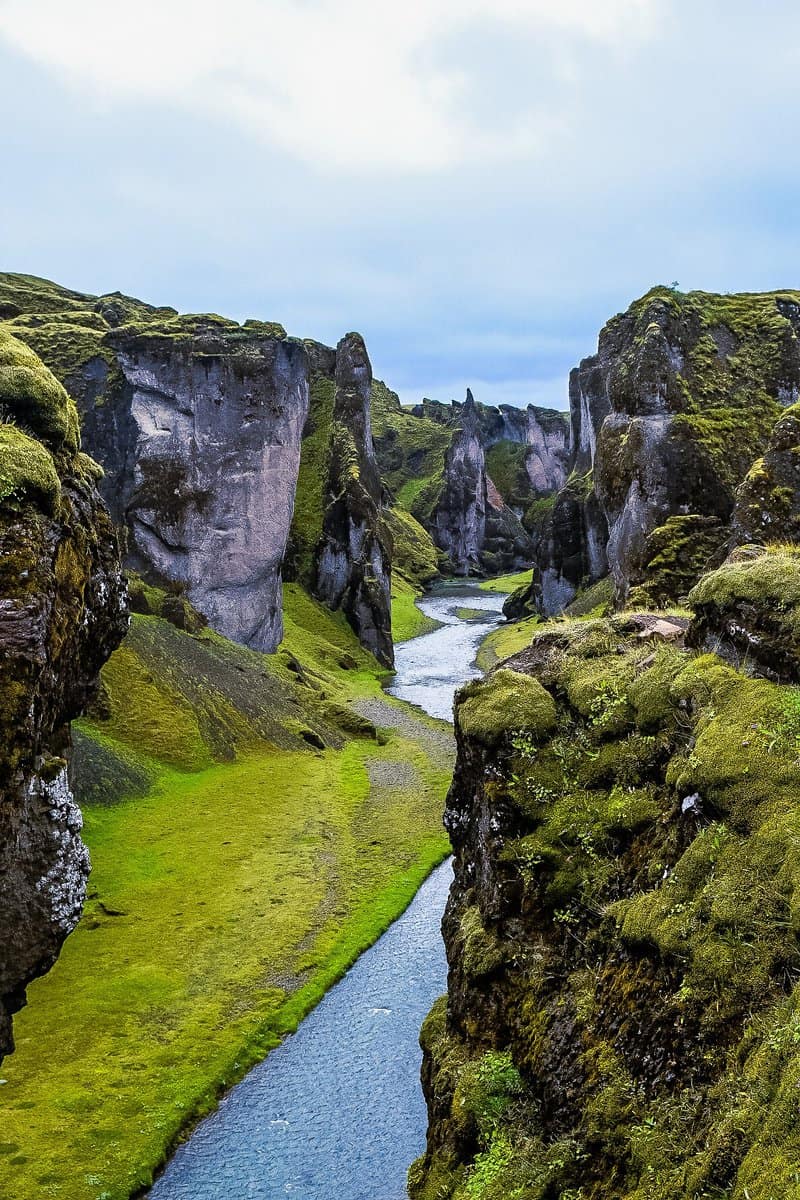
[0, 330, 126, 1062]
[374, 389, 568, 577]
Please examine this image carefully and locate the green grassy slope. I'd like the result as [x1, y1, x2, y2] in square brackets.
[0, 584, 452, 1200]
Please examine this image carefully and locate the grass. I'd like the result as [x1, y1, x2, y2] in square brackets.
[478, 570, 532, 594]
[476, 615, 540, 672]
[0, 583, 453, 1200]
[392, 575, 441, 643]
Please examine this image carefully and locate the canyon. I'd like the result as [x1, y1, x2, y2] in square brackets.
[2, 275, 800, 1200]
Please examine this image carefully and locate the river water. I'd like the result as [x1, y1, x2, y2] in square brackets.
[149, 583, 507, 1200]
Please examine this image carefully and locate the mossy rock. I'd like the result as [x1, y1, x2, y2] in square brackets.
[457, 668, 557, 746]
[687, 549, 800, 681]
[0, 425, 61, 511]
[0, 328, 80, 451]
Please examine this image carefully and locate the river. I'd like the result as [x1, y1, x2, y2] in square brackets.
[149, 582, 507, 1200]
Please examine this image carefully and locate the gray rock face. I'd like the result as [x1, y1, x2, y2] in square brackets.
[411, 396, 571, 501]
[430, 392, 537, 576]
[492, 404, 571, 496]
[315, 334, 393, 667]
[432, 391, 487, 575]
[84, 327, 310, 652]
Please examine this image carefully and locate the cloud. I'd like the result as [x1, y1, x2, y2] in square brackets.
[0, 0, 658, 171]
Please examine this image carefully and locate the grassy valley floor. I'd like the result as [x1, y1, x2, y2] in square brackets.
[0, 585, 453, 1200]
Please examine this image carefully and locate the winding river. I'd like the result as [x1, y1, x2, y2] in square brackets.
[149, 583, 507, 1200]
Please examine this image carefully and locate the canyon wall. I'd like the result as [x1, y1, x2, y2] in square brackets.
[314, 333, 393, 666]
[532, 287, 800, 614]
[0, 330, 126, 1062]
[0, 273, 394, 660]
[412, 553, 800, 1198]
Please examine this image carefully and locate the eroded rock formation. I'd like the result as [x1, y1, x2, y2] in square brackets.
[314, 333, 393, 666]
[0, 330, 126, 1061]
[532, 287, 800, 614]
[1, 275, 397, 661]
[432, 391, 488, 575]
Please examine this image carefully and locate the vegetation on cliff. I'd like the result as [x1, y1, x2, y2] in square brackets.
[412, 556, 800, 1200]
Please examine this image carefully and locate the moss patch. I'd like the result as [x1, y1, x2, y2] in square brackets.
[0, 327, 80, 451]
[457, 669, 557, 746]
[0, 424, 61, 511]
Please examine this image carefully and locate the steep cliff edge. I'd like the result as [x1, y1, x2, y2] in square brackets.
[314, 333, 393, 666]
[532, 287, 800, 615]
[0, 330, 126, 1062]
[0, 274, 309, 653]
[412, 558, 800, 1199]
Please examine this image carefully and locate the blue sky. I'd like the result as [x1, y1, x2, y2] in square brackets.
[2, 0, 800, 410]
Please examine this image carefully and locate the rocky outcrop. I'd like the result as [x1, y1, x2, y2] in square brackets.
[532, 287, 800, 615]
[731, 402, 800, 546]
[106, 325, 308, 652]
[411, 395, 571, 514]
[412, 603, 800, 1200]
[1, 275, 399, 661]
[529, 472, 608, 613]
[432, 391, 487, 575]
[429, 391, 534, 576]
[314, 334, 393, 666]
[687, 546, 800, 682]
[0, 330, 126, 1062]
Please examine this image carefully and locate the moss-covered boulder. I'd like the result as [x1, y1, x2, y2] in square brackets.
[457, 669, 557, 747]
[687, 547, 800, 681]
[0, 327, 80, 452]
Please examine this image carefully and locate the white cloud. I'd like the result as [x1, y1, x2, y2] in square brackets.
[0, 0, 658, 171]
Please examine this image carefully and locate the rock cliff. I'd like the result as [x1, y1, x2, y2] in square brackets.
[412, 565, 800, 1198]
[0, 330, 126, 1062]
[532, 287, 800, 614]
[1, 274, 395, 661]
[314, 333, 393, 666]
[432, 391, 488, 575]
[425, 391, 535, 576]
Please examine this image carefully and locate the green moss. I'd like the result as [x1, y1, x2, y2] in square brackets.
[457, 669, 557, 746]
[385, 504, 440, 586]
[628, 514, 729, 607]
[0, 327, 80, 451]
[0, 424, 60, 511]
[459, 906, 507, 979]
[475, 613, 540, 672]
[688, 550, 800, 632]
[391, 575, 441, 642]
[371, 379, 452, 512]
[484, 441, 529, 507]
[286, 374, 336, 582]
[478, 570, 533, 594]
